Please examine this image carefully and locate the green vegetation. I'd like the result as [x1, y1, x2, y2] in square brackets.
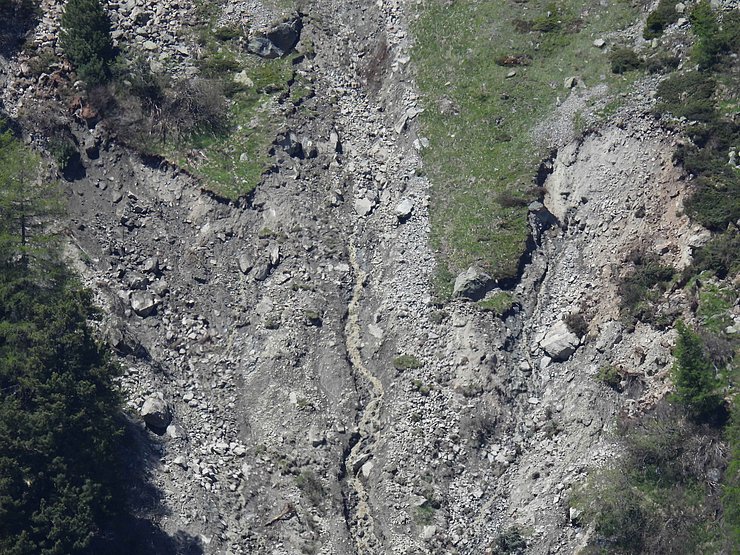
[0, 123, 123, 553]
[671, 322, 723, 422]
[696, 282, 734, 334]
[478, 291, 516, 317]
[60, 0, 114, 85]
[413, 0, 638, 288]
[296, 470, 325, 507]
[609, 47, 643, 74]
[643, 0, 678, 40]
[574, 403, 729, 554]
[393, 354, 423, 371]
[490, 526, 527, 554]
[618, 251, 676, 329]
[596, 364, 622, 391]
[689, 1, 740, 70]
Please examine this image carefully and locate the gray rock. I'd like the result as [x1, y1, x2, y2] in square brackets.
[248, 37, 282, 58]
[592, 38, 606, 48]
[141, 395, 171, 429]
[233, 70, 254, 87]
[252, 263, 270, 281]
[142, 256, 159, 273]
[395, 198, 414, 221]
[452, 266, 492, 300]
[420, 525, 437, 540]
[540, 321, 579, 361]
[84, 135, 99, 159]
[130, 291, 158, 317]
[238, 254, 253, 274]
[354, 197, 374, 217]
[142, 40, 158, 51]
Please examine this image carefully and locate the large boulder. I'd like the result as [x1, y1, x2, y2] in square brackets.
[452, 267, 493, 300]
[248, 17, 302, 58]
[130, 291, 158, 317]
[540, 321, 579, 361]
[141, 395, 171, 429]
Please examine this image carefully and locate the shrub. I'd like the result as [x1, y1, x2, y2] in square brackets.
[163, 78, 228, 140]
[619, 251, 675, 327]
[597, 364, 622, 391]
[60, 0, 114, 85]
[645, 53, 679, 74]
[655, 72, 716, 122]
[609, 47, 642, 74]
[564, 312, 588, 338]
[671, 321, 722, 422]
[296, 471, 325, 507]
[684, 177, 740, 231]
[393, 354, 423, 371]
[689, 1, 740, 69]
[491, 526, 527, 554]
[688, 232, 740, 279]
[643, 0, 678, 40]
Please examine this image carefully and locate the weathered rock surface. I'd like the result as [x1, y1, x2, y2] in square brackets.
[539, 321, 579, 361]
[453, 266, 493, 299]
[141, 395, 171, 429]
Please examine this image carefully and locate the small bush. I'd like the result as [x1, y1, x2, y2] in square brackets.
[645, 53, 680, 74]
[597, 364, 623, 391]
[213, 25, 242, 41]
[48, 136, 78, 171]
[689, 1, 740, 69]
[655, 72, 716, 122]
[393, 354, 423, 371]
[619, 251, 675, 327]
[688, 232, 740, 279]
[296, 471, 325, 507]
[609, 47, 643, 74]
[643, 0, 678, 40]
[564, 312, 588, 338]
[491, 526, 527, 554]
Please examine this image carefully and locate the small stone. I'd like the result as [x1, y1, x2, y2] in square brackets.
[173, 456, 188, 469]
[452, 267, 492, 300]
[395, 198, 414, 222]
[420, 525, 437, 540]
[234, 70, 254, 87]
[506, 69, 517, 78]
[143, 40, 158, 51]
[238, 254, 253, 274]
[354, 197, 374, 217]
[361, 461, 374, 478]
[593, 38, 606, 48]
[569, 507, 582, 524]
[130, 291, 158, 317]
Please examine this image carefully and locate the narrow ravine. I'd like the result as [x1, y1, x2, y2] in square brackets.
[342, 237, 385, 553]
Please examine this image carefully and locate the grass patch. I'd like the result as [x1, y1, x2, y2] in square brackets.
[478, 291, 516, 316]
[161, 52, 296, 200]
[696, 282, 735, 335]
[412, 0, 639, 285]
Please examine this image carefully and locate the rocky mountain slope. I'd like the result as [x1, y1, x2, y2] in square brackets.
[1, 0, 737, 553]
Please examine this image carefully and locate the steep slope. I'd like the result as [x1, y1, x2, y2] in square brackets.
[0, 0, 736, 553]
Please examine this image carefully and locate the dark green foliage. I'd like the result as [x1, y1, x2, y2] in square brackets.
[60, 0, 114, 85]
[689, 1, 740, 69]
[723, 401, 740, 549]
[578, 403, 729, 554]
[684, 177, 740, 231]
[491, 526, 527, 554]
[645, 53, 679, 74]
[48, 136, 78, 172]
[295, 471, 325, 507]
[393, 354, 423, 371]
[213, 25, 242, 42]
[671, 322, 723, 422]
[564, 312, 588, 338]
[689, 232, 740, 279]
[656, 71, 717, 122]
[609, 47, 642, 74]
[619, 251, 675, 328]
[643, 0, 678, 40]
[0, 126, 123, 554]
[597, 364, 622, 391]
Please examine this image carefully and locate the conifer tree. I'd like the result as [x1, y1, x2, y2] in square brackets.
[59, 0, 114, 85]
[671, 321, 722, 421]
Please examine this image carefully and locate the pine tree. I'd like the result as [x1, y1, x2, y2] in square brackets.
[671, 321, 722, 421]
[59, 0, 114, 85]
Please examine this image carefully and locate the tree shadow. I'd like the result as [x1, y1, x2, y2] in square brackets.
[0, 0, 38, 58]
[89, 415, 204, 555]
